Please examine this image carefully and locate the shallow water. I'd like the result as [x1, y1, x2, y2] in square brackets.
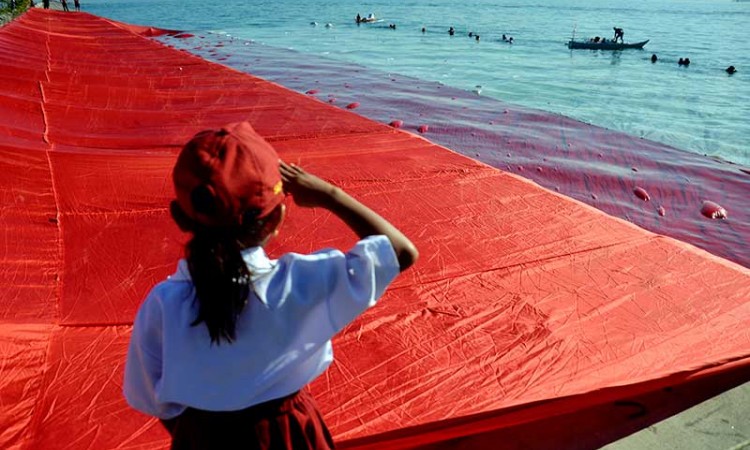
[88, 0, 749, 166]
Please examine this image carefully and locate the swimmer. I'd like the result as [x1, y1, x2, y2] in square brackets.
[422, 27, 426, 33]
[468, 32, 474, 37]
[726, 65, 736, 74]
[475, 35, 480, 41]
[502, 34, 507, 41]
[449, 26, 455, 36]
[325, 23, 333, 28]
[651, 54, 658, 63]
[678, 58, 684, 66]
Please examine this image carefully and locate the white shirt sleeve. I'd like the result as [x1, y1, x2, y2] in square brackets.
[123, 289, 184, 419]
[327, 235, 400, 330]
[266, 235, 400, 335]
[279, 235, 400, 332]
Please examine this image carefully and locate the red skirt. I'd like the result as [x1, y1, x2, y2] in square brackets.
[161, 390, 335, 450]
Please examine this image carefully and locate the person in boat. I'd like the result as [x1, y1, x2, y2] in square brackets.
[613, 27, 624, 43]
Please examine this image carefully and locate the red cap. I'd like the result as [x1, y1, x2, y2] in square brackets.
[173, 122, 284, 227]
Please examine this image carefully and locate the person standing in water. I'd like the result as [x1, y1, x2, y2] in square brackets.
[124, 121, 418, 449]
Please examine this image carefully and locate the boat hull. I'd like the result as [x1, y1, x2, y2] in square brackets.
[567, 39, 649, 50]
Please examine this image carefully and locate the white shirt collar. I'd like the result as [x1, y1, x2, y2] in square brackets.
[169, 246, 275, 283]
[241, 246, 276, 275]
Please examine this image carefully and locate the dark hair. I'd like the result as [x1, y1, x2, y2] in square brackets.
[171, 197, 281, 345]
[186, 226, 251, 345]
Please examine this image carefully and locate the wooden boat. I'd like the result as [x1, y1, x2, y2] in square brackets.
[567, 39, 649, 50]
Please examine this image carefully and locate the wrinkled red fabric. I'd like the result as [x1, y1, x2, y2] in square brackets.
[1, 9, 749, 450]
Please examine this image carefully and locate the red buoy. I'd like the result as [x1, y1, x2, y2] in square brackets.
[633, 186, 650, 201]
[700, 201, 727, 219]
[389, 120, 403, 128]
[346, 102, 360, 109]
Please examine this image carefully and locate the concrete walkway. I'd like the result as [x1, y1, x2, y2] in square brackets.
[606, 381, 750, 450]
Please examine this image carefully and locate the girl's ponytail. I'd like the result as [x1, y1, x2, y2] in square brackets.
[186, 228, 251, 345]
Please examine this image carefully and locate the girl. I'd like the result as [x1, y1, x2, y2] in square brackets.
[124, 121, 418, 450]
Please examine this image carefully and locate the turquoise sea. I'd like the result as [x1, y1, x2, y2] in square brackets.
[87, 0, 748, 166]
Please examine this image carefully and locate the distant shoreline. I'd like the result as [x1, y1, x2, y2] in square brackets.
[1, 0, 66, 25]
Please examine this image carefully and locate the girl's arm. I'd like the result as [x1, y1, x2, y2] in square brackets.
[279, 161, 418, 272]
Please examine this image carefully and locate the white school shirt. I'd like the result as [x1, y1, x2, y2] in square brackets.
[123, 235, 400, 419]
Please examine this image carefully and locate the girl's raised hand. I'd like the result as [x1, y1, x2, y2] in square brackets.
[279, 161, 418, 271]
[279, 161, 337, 208]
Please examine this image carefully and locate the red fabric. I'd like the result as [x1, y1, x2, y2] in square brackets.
[1, 9, 749, 450]
[173, 122, 284, 226]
